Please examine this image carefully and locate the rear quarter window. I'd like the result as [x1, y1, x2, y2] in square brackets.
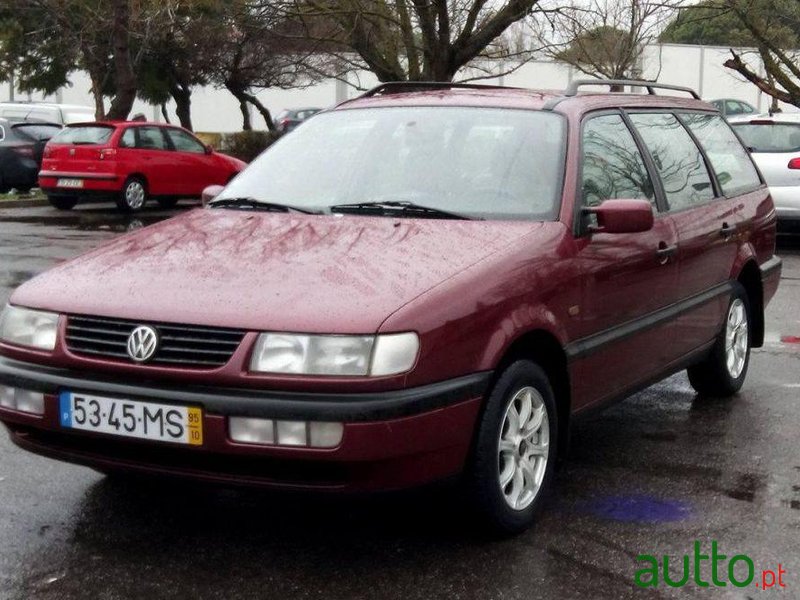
[681, 113, 762, 197]
[52, 125, 115, 145]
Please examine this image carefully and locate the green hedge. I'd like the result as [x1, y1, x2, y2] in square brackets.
[211, 131, 284, 163]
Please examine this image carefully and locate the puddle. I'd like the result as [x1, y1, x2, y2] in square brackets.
[577, 494, 691, 523]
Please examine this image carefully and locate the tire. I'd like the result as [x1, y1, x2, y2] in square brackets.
[466, 360, 558, 536]
[47, 195, 78, 210]
[687, 281, 751, 397]
[117, 176, 148, 213]
[156, 197, 179, 210]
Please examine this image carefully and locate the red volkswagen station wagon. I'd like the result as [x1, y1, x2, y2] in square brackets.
[38, 121, 246, 212]
[0, 80, 781, 533]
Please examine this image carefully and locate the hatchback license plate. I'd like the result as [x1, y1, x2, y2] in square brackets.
[59, 392, 203, 446]
[56, 178, 83, 188]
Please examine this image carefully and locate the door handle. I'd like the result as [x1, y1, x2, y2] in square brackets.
[720, 222, 737, 238]
[656, 242, 677, 264]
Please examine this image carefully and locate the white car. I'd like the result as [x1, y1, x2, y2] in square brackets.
[0, 102, 95, 125]
[732, 115, 800, 226]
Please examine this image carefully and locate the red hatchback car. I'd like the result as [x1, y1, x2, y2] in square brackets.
[0, 80, 781, 533]
[39, 121, 246, 212]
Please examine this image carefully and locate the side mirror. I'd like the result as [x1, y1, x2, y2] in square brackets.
[201, 184, 224, 206]
[584, 199, 654, 234]
[204, 144, 213, 155]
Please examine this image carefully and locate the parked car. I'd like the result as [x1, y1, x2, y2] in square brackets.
[0, 102, 95, 126]
[0, 80, 781, 534]
[38, 121, 247, 212]
[275, 107, 321, 133]
[732, 114, 800, 227]
[0, 118, 62, 193]
[708, 98, 758, 121]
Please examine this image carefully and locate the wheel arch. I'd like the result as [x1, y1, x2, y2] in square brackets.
[491, 329, 572, 460]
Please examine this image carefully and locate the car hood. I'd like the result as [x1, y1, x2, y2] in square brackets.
[12, 209, 543, 333]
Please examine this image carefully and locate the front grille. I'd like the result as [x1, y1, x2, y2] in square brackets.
[65, 315, 246, 368]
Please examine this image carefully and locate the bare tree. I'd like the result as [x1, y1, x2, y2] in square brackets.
[274, 0, 546, 82]
[719, 0, 800, 108]
[533, 0, 676, 85]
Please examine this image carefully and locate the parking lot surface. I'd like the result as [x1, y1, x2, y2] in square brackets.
[0, 203, 798, 599]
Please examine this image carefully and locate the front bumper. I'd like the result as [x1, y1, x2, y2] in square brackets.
[0, 356, 489, 491]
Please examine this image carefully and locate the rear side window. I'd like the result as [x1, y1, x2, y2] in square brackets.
[629, 113, 714, 211]
[135, 127, 168, 150]
[581, 114, 656, 208]
[119, 128, 136, 148]
[682, 114, 762, 197]
[733, 122, 800, 153]
[52, 125, 114, 145]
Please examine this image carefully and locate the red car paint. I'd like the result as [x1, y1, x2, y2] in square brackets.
[38, 122, 245, 199]
[0, 86, 782, 492]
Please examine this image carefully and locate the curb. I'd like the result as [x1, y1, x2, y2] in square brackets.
[0, 198, 49, 209]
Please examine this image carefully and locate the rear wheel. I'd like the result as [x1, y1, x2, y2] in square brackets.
[687, 282, 751, 397]
[466, 360, 557, 536]
[47, 195, 78, 210]
[117, 176, 148, 213]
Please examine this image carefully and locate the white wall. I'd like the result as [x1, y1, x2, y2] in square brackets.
[2, 42, 794, 132]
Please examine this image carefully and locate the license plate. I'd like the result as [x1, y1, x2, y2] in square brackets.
[56, 178, 83, 188]
[59, 392, 203, 446]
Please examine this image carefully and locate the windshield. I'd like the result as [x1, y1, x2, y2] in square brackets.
[219, 107, 566, 220]
[12, 123, 62, 141]
[52, 125, 114, 145]
[733, 122, 800, 153]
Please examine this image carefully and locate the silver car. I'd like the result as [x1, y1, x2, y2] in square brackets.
[733, 114, 800, 225]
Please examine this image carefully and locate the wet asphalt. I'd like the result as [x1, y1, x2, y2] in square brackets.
[0, 201, 798, 600]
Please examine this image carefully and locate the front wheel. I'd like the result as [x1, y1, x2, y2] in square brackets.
[466, 360, 558, 535]
[687, 282, 751, 397]
[117, 177, 148, 213]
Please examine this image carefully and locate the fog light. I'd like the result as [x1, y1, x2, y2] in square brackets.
[0, 385, 14, 408]
[309, 422, 344, 448]
[276, 420, 307, 446]
[0, 385, 44, 415]
[15, 390, 44, 415]
[229, 417, 274, 444]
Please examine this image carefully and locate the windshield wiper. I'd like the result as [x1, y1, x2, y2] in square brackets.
[330, 200, 474, 220]
[209, 197, 320, 214]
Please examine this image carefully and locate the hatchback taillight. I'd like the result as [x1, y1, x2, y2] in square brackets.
[97, 148, 116, 160]
[788, 157, 800, 170]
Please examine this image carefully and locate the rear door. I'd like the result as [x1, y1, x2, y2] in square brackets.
[162, 127, 219, 195]
[129, 125, 175, 195]
[571, 112, 680, 408]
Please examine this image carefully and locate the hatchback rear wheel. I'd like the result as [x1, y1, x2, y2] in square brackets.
[466, 360, 557, 535]
[687, 282, 751, 397]
[117, 176, 148, 212]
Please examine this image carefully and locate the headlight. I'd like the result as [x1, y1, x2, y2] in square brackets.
[250, 332, 419, 376]
[0, 305, 59, 351]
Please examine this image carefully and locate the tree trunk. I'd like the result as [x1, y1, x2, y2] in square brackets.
[242, 92, 274, 131]
[225, 83, 252, 130]
[170, 84, 193, 131]
[160, 103, 171, 123]
[89, 73, 106, 120]
[106, 0, 137, 120]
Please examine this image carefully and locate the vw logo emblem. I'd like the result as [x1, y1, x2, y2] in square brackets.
[126, 326, 159, 363]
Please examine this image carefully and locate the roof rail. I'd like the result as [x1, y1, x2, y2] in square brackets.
[564, 79, 701, 100]
[359, 81, 515, 98]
